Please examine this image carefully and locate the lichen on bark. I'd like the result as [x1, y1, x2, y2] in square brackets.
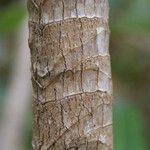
[28, 0, 112, 149]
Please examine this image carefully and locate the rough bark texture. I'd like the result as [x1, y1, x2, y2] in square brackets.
[28, 0, 112, 149]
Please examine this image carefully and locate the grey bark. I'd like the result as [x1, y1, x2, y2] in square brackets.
[28, 0, 113, 149]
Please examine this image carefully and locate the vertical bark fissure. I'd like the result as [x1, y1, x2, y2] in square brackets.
[62, 0, 65, 20]
[28, 0, 112, 149]
[75, 0, 78, 18]
[79, 18, 84, 93]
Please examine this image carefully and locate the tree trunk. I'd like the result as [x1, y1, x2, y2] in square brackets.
[28, 0, 112, 149]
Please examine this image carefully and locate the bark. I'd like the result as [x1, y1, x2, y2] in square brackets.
[28, 0, 112, 149]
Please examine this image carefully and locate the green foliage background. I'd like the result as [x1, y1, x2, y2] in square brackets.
[0, 0, 150, 149]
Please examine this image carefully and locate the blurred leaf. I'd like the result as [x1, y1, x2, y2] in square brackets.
[113, 98, 148, 150]
[0, 4, 26, 33]
[112, 50, 140, 85]
[111, 0, 150, 34]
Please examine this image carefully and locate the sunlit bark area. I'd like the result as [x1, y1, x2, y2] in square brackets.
[28, 0, 112, 149]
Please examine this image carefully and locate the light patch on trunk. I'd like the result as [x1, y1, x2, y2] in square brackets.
[33, 63, 49, 78]
[99, 134, 107, 144]
[96, 27, 105, 34]
[42, 13, 51, 24]
[54, 1, 63, 21]
[98, 72, 112, 93]
[48, 119, 52, 125]
[84, 118, 95, 135]
[85, 0, 95, 18]
[103, 105, 112, 127]
[63, 111, 71, 129]
[96, 29, 109, 56]
[71, 10, 77, 18]
[77, 0, 85, 17]
[82, 70, 98, 92]
[95, 2, 103, 18]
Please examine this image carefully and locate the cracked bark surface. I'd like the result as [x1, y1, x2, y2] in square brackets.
[28, 0, 112, 149]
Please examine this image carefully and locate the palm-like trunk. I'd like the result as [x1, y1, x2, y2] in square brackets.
[28, 0, 112, 149]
